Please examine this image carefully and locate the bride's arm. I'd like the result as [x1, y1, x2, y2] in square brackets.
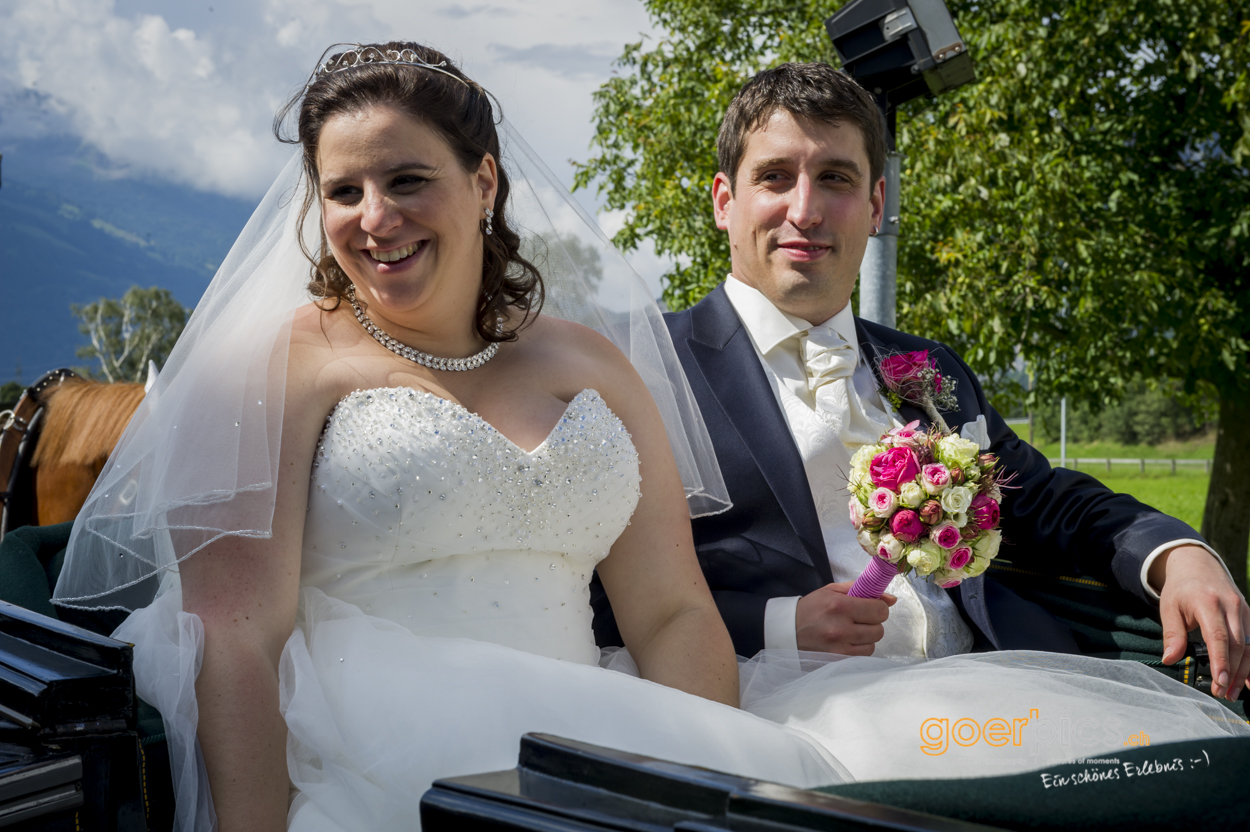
[590, 341, 740, 708]
[178, 320, 336, 832]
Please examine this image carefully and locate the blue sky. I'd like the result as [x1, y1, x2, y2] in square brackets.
[0, 0, 660, 235]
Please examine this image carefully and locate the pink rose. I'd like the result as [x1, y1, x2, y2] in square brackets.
[879, 350, 936, 402]
[950, 466, 965, 485]
[921, 463, 950, 494]
[870, 447, 921, 491]
[919, 499, 943, 525]
[868, 487, 898, 516]
[948, 546, 973, 570]
[889, 509, 925, 543]
[848, 497, 867, 530]
[886, 420, 925, 448]
[862, 514, 886, 531]
[879, 351, 930, 383]
[932, 521, 962, 549]
[969, 494, 1000, 530]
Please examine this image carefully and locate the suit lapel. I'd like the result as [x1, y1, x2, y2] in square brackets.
[686, 288, 830, 580]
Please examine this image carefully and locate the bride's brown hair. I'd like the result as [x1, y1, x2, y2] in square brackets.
[275, 42, 543, 342]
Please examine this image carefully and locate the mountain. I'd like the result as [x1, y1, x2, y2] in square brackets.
[0, 135, 258, 383]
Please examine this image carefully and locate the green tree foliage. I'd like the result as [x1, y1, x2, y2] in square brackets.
[573, 1, 837, 311]
[577, 0, 1250, 585]
[1034, 381, 1217, 447]
[0, 381, 23, 409]
[73, 285, 189, 383]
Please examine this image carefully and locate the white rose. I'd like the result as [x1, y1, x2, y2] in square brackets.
[951, 510, 969, 528]
[850, 443, 887, 472]
[937, 435, 980, 468]
[857, 529, 880, 554]
[966, 554, 991, 577]
[899, 481, 924, 508]
[849, 466, 868, 489]
[877, 533, 905, 563]
[906, 542, 942, 576]
[940, 485, 973, 515]
[973, 528, 1003, 560]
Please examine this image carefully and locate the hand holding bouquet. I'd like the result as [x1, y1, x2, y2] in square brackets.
[846, 421, 1005, 598]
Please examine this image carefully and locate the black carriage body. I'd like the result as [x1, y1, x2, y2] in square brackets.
[0, 600, 147, 831]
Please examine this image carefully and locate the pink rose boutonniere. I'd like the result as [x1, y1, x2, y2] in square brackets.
[877, 349, 960, 432]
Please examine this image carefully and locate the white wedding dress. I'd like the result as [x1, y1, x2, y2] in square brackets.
[118, 386, 1248, 832]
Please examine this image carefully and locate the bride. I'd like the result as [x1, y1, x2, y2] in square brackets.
[52, 42, 1247, 832]
[53, 41, 845, 832]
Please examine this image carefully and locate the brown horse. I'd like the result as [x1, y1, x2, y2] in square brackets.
[30, 379, 145, 526]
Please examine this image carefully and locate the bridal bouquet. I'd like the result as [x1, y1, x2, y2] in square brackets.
[845, 350, 1005, 598]
[846, 423, 1004, 597]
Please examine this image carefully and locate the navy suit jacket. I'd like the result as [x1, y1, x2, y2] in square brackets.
[591, 284, 1207, 657]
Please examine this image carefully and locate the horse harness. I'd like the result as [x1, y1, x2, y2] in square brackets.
[0, 368, 79, 541]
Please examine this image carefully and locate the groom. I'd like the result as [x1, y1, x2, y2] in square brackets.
[592, 62, 1250, 701]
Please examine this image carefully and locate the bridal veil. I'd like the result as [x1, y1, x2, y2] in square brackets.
[52, 121, 731, 612]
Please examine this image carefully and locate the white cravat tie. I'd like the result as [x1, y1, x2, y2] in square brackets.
[800, 323, 884, 448]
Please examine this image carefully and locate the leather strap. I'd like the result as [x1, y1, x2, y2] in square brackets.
[0, 368, 79, 539]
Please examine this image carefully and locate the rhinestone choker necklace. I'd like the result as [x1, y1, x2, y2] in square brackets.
[347, 285, 500, 372]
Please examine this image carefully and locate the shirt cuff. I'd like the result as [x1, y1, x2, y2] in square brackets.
[763, 596, 801, 651]
[1139, 539, 1231, 601]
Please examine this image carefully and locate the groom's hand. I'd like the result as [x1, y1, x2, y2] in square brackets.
[796, 582, 896, 655]
[1153, 545, 1250, 701]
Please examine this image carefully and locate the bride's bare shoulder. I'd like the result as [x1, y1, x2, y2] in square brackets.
[516, 313, 650, 405]
[284, 301, 359, 412]
[520, 314, 628, 369]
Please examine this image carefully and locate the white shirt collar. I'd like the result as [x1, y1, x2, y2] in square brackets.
[723, 275, 860, 356]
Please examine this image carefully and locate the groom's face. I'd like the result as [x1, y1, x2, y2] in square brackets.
[713, 110, 884, 325]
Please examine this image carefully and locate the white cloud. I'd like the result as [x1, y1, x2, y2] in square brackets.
[0, 0, 660, 203]
[0, 0, 300, 197]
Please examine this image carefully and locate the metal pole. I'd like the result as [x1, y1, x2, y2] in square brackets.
[1027, 367, 1034, 445]
[859, 150, 902, 328]
[1060, 396, 1067, 468]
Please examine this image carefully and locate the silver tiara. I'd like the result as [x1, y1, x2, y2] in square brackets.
[315, 45, 470, 87]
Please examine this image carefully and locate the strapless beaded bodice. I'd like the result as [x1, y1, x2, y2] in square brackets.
[300, 387, 641, 663]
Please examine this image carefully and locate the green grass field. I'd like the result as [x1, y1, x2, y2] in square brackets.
[1021, 435, 1213, 529]
[1078, 469, 1209, 530]
[1023, 433, 1216, 461]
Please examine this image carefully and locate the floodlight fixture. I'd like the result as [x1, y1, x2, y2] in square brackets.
[824, 0, 976, 330]
[826, 0, 975, 140]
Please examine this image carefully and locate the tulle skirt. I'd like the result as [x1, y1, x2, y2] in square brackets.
[737, 649, 1249, 782]
[119, 589, 1249, 832]
[120, 588, 845, 832]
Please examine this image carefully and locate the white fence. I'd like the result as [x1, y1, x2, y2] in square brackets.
[1046, 458, 1211, 474]
[1000, 417, 1210, 474]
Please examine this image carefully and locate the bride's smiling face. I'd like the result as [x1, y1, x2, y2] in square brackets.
[317, 105, 497, 328]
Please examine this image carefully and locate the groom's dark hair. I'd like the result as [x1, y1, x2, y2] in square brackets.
[717, 63, 887, 192]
